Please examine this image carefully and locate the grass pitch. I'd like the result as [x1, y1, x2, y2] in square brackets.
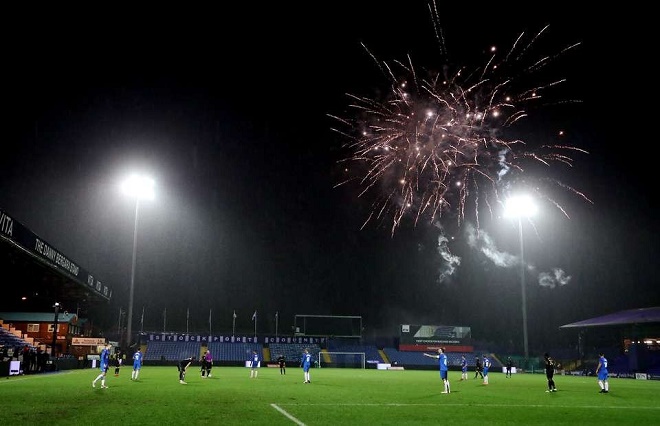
[1, 366, 658, 425]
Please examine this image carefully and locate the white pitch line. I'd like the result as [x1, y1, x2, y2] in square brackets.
[275, 402, 660, 410]
[271, 403, 306, 425]
[0, 371, 74, 384]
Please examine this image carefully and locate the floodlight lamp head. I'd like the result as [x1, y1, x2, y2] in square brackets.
[503, 195, 537, 218]
[121, 174, 155, 201]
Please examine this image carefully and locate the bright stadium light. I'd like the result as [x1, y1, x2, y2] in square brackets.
[122, 174, 154, 350]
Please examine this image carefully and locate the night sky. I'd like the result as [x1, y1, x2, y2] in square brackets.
[1, 3, 656, 351]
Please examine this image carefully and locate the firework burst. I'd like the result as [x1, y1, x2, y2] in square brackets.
[330, 3, 591, 235]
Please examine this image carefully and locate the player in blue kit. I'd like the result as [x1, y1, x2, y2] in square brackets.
[301, 348, 312, 383]
[249, 350, 260, 378]
[92, 344, 111, 389]
[482, 354, 491, 385]
[424, 347, 451, 394]
[131, 348, 143, 381]
[460, 355, 468, 381]
[596, 352, 609, 393]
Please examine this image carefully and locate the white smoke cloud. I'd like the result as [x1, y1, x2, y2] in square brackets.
[435, 225, 461, 283]
[497, 149, 510, 181]
[466, 223, 519, 267]
[538, 268, 571, 288]
[463, 222, 570, 288]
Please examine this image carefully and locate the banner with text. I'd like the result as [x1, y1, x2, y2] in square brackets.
[399, 324, 473, 352]
[147, 334, 326, 345]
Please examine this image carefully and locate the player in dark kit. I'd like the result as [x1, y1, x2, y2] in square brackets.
[474, 356, 484, 379]
[544, 353, 557, 392]
[113, 350, 122, 377]
[200, 349, 213, 378]
[277, 354, 286, 375]
[505, 357, 513, 378]
[178, 355, 195, 384]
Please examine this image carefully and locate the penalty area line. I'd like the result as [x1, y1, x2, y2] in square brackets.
[271, 403, 306, 426]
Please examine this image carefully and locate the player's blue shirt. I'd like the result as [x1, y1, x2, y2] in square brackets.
[133, 350, 143, 368]
[100, 348, 110, 371]
[598, 356, 608, 373]
[483, 357, 491, 371]
[461, 357, 467, 371]
[302, 352, 312, 367]
[439, 353, 448, 372]
[250, 352, 260, 368]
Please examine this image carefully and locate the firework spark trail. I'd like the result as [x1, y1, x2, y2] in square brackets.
[331, 2, 592, 235]
[428, 0, 447, 57]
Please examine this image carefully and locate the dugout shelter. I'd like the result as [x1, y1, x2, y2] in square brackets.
[560, 307, 660, 373]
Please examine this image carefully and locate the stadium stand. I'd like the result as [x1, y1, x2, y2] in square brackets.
[269, 343, 321, 366]
[207, 342, 264, 363]
[0, 321, 34, 350]
[648, 351, 660, 375]
[144, 341, 201, 361]
[325, 342, 384, 364]
[382, 347, 478, 369]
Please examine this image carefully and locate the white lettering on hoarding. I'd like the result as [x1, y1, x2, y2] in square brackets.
[72, 337, 106, 345]
[34, 238, 80, 276]
[0, 212, 13, 237]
